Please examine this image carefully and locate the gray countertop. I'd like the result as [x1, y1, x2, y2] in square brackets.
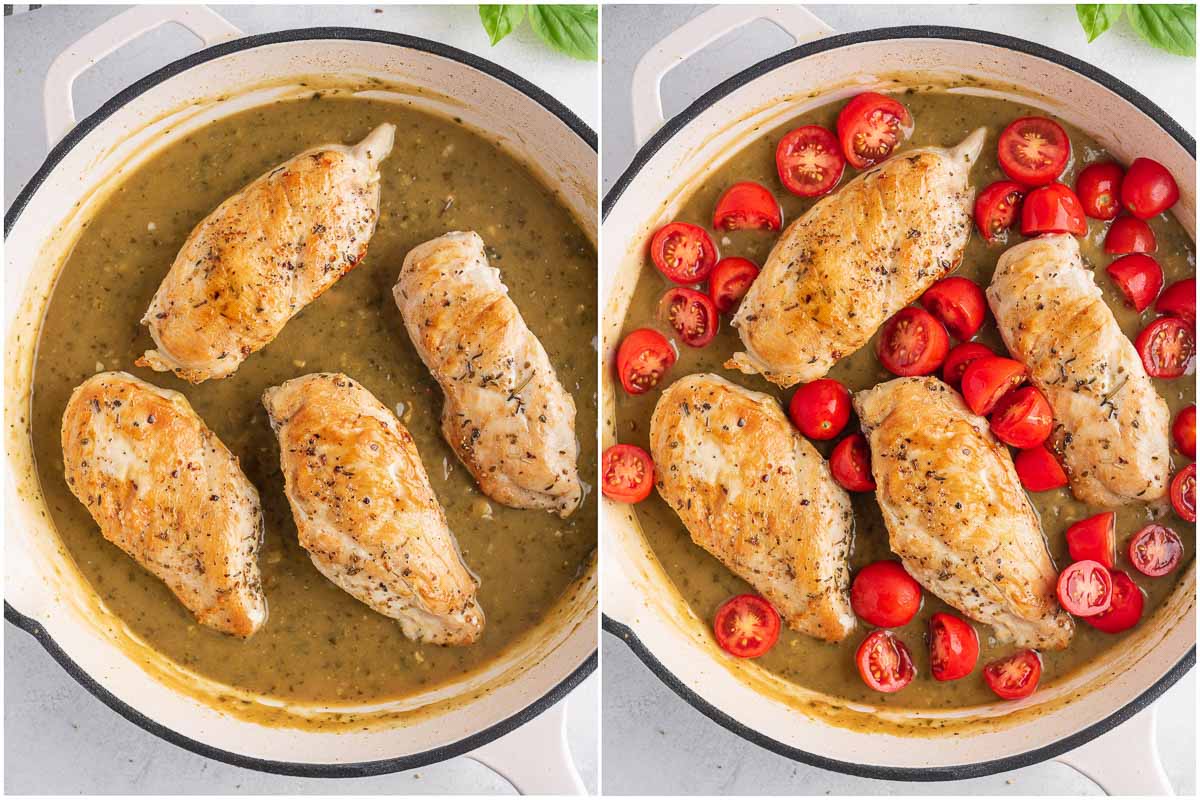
[3, 4, 597, 794]
[600, 4, 1195, 796]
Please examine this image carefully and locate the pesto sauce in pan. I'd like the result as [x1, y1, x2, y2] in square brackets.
[616, 89, 1195, 709]
[31, 96, 597, 703]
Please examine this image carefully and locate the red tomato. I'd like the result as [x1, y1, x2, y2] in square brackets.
[1066, 512, 1117, 569]
[1172, 404, 1196, 459]
[1156, 278, 1196, 324]
[1121, 157, 1179, 219]
[1015, 445, 1069, 492]
[1075, 161, 1123, 220]
[708, 257, 759, 313]
[1128, 524, 1183, 577]
[775, 125, 846, 197]
[1104, 216, 1157, 255]
[601, 444, 654, 503]
[929, 612, 979, 682]
[1056, 560, 1113, 617]
[921, 277, 987, 340]
[836, 92, 912, 170]
[616, 328, 676, 395]
[960, 356, 1027, 416]
[1086, 570, 1145, 634]
[658, 287, 719, 348]
[877, 307, 950, 376]
[712, 595, 781, 658]
[788, 379, 851, 441]
[984, 650, 1043, 700]
[1021, 183, 1087, 236]
[1106, 253, 1163, 312]
[989, 386, 1053, 449]
[942, 342, 994, 388]
[1135, 316, 1195, 378]
[850, 560, 922, 628]
[649, 222, 718, 284]
[1171, 463, 1196, 522]
[974, 181, 1026, 243]
[855, 630, 915, 693]
[997, 117, 1071, 185]
[830, 433, 875, 492]
[713, 181, 782, 231]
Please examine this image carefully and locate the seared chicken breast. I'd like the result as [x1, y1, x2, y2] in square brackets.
[61, 372, 266, 637]
[263, 372, 483, 646]
[394, 231, 582, 518]
[650, 373, 856, 642]
[988, 234, 1171, 507]
[139, 124, 396, 383]
[726, 128, 986, 387]
[856, 377, 1074, 650]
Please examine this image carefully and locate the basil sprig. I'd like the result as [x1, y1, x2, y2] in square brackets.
[479, 4, 599, 61]
[1076, 3, 1195, 55]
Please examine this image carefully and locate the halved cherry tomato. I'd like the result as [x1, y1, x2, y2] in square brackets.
[713, 181, 782, 231]
[788, 378, 851, 441]
[1021, 183, 1087, 236]
[856, 630, 915, 693]
[1121, 157, 1179, 219]
[1135, 316, 1195, 378]
[1156, 278, 1196, 324]
[601, 444, 654, 503]
[775, 125, 846, 197]
[1106, 253, 1163, 312]
[877, 307, 950, 377]
[1015, 445, 1069, 492]
[974, 181, 1026, 243]
[929, 612, 979, 682]
[658, 287, 719, 348]
[961, 356, 1027, 416]
[616, 328, 676, 395]
[1128, 523, 1183, 577]
[989, 386, 1053, 448]
[998, 117, 1071, 185]
[649, 222, 718, 284]
[713, 595, 781, 658]
[1066, 511, 1116, 569]
[1086, 570, 1145, 634]
[1173, 404, 1196, 459]
[1104, 216, 1157, 254]
[1171, 463, 1196, 523]
[850, 560, 922, 628]
[984, 650, 1042, 700]
[836, 92, 912, 170]
[1076, 161, 1123, 220]
[943, 342, 994, 388]
[1056, 560, 1113, 617]
[831, 433, 875, 492]
[921, 277, 987, 340]
[708, 257, 759, 313]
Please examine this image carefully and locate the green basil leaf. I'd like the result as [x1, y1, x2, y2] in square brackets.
[479, 5, 526, 46]
[527, 5, 598, 61]
[1076, 4, 1125, 42]
[1127, 4, 1196, 56]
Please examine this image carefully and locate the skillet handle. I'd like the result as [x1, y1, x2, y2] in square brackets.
[467, 699, 587, 795]
[1055, 705, 1173, 795]
[42, 4, 244, 147]
[630, 4, 833, 146]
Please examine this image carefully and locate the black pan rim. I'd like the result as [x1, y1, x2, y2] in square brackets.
[4, 26, 597, 779]
[602, 24, 1195, 782]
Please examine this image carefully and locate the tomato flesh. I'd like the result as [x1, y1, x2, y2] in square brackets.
[1056, 560, 1113, 617]
[942, 342, 993, 388]
[1171, 463, 1196, 523]
[1156, 278, 1196, 324]
[1015, 445, 1069, 492]
[601, 444, 654, 503]
[649, 222, 718, 283]
[776, 125, 846, 197]
[1021, 183, 1087, 236]
[929, 612, 979, 682]
[830, 433, 876, 492]
[1076, 161, 1123, 220]
[974, 181, 1025, 243]
[836, 92, 912, 170]
[998, 117, 1070, 185]
[1106, 253, 1163, 312]
[1086, 570, 1145, 634]
[850, 560, 922, 628]
[855, 630, 915, 693]
[960, 355, 1027, 416]
[1104, 216, 1157, 255]
[989, 386, 1053, 449]
[1066, 512, 1116, 569]
[1135, 316, 1195, 379]
[877, 306, 950, 376]
[788, 378, 851, 441]
[921, 276, 987, 341]
[713, 595, 781, 658]
[1173, 404, 1196, 459]
[984, 650, 1042, 700]
[1128, 523, 1183, 577]
[616, 328, 676, 395]
[658, 287, 719, 348]
[1121, 157, 1179, 219]
[708, 257, 760, 313]
[713, 181, 782, 231]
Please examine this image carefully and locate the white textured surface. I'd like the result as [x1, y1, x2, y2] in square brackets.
[601, 3, 1195, 796]
[3, 4, 597, 794]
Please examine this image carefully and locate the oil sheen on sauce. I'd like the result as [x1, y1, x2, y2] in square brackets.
[31, 96, 597, 704]
[615, 89, 1195, 709]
